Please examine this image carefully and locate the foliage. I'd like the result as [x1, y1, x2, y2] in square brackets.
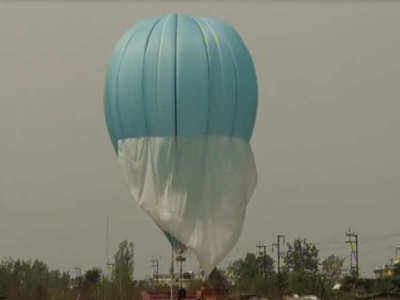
[185, 278, 203, 293]
[84, 267, 102, 286]
[322, 254, 345, 282]
[0, 240, 140, 300]
[112, 240, 135, 284]
[2, 239, 400, 300]
[205, 268, 230, 290]
[373, 273, 400, 295]
[286, 270, 335, 299]
[249, 273, 275, 296]
[282, 239, 347, 299]
[227, 252, 278, 298]
[112, 240, 135, 300]
[394, 262, 400, 276]
[284, 238, 319, 273]
[227, 252, 273, 291]
[0, 257, 72, 300]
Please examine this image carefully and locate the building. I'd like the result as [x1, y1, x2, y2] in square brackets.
[152, 271, 197, 288]
[373, 261, 399, 279]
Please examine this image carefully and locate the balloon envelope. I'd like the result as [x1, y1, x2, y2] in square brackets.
[104, 14, 258, 274]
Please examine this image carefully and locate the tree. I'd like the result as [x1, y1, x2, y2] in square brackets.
[284, 238, 319, 273]
[394, 262, 400, 276]
[0, 258, 13, 296]
[322, 254, 345, 282]
[113, 240, 135, 299]
[227, 252, 274, 292]
[0, 257, 73, 300]
[282, 239, 338, 298]
[84, 268, 102, 286]
[206, 268, 229, 290]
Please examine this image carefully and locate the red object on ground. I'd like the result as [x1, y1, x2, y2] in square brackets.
[196, 288, 228, 300]
[141, 291, 197, 300]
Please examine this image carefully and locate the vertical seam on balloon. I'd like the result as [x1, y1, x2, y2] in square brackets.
[174, 14, 178, 138]
[202, 19, 221, 49]
[107, 30, 133, 147]
[115, 29, 143, 142]
[192, 18, 211, 135]
[157, 17, 168, 135]
[192, 17, 211, 220]
[141, 18, 162, 136]
[172, 15, 179, 226]
[142, 19, 162, 214]
[147, 19, 164, 211]
[203, 20, 229, 138]
[204, 20, 239, 139]
[138, 20, 161, 225]
[230, 32, 258, 141]
[104, 71, 117, 151]
[226, 38, 239, 139]
[108, 27, 139, 152]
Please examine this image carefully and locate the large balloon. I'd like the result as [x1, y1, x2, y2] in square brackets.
[104, 13, 258, 274]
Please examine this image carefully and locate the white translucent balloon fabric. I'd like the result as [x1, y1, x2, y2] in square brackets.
[118, 135, 257, 274]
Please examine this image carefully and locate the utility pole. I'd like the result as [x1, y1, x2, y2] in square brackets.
[256, 241, 268, 280]
[74, 267, 82, 287]
[105, 216, 113, 278]
[176, 249, 186, 300]
[103, 216, 113, 300]
[106, 262, 114, 275]
[150, 257, 160, 280]
[272, 234, 285, 299]
[170, 247, 175, 300]
[106, 260, 114, 300]
[345, 228, 359, 278]
[273, 235, 285, 274]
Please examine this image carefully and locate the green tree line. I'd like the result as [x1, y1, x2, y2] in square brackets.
[0, 240, 142, 300]
[1, 238, 400, 300]
[224, 238, 400, 299]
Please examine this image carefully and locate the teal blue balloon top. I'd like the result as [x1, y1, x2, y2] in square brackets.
[104, 13, 258, 153]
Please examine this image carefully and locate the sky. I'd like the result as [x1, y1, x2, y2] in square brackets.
[0, 0, 400, 279]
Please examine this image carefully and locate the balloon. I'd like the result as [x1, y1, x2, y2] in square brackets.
[104, 13, 258, 274]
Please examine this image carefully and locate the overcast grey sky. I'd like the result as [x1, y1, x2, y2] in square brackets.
[1, 1, 399, 278]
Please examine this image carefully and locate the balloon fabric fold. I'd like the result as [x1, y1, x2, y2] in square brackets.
[104, 13, 258, 275]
